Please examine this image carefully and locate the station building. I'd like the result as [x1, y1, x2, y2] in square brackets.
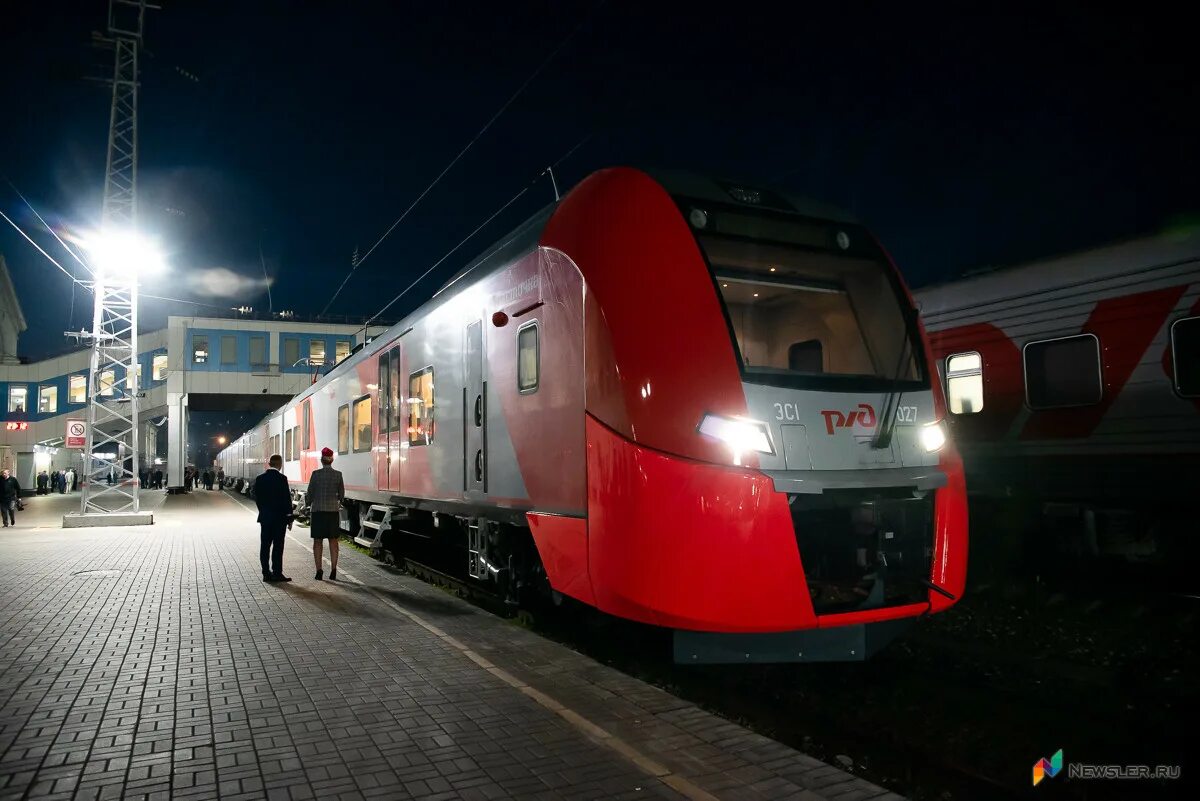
[0, 255, 387, 491]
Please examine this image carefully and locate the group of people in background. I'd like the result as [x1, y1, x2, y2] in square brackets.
[35, 468, 76, 495]
[137, 468, 166, 489]
[183, 467, 224, 491]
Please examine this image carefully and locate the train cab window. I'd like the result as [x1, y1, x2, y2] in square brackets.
[68, 375, 87, 404]
[1024, 334, 1102, 409]
[518, 322, 539, 393]
[946, 352, 984, 414]
[1171, 316, 1200, 397]
[192, 335, 208, 365]
[337, 404, 350, 454]
[699, 234, 921, 387]
[408, 368, 434, 445]
[38, 384, 57, 414]
[352, 395, 372, 452]
[7, 385, 27, 413]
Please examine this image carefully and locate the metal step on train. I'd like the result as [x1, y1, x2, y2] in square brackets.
[355, 504, 406, 555]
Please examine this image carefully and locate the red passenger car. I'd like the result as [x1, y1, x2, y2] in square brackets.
[218, 168, 968, 662]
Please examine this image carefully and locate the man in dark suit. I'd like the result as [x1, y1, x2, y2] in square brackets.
[254, 454, 293, 582]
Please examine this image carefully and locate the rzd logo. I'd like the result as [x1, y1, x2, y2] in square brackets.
[820, 403, 876, 435]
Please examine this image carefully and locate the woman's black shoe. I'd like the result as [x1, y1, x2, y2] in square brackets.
[329, 568, 336, 581]
[315, 569, 323, 580]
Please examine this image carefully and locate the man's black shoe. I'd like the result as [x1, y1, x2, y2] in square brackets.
[271, 574, 292, 582]
[263, 574, 273, 582]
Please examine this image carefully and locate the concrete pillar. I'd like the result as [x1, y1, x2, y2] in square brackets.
[166, 391, 188, 491]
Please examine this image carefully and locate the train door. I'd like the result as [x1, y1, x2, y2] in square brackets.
[376, 350, 392, 491]
[464, 320, 486, 497]
[388, 347, 402, 492]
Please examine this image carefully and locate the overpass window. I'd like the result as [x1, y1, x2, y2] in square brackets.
[337, 404, 349, 454]
[1171, 316, 1200, 397]
[69, 375, 87, 404]
[283, 338, 300, 368]
[152, 354, 168, 381]
[98, 370, 115, 396]
[310, 339, 326, 367]
[946, 352, 983, 414]
[335, 340, 351, 363]
[8, 385, 27, 413]
[408, 367, 434, 445]
[1024, 334, 1102, 409]
[39, 384, 58, 414]
[249, 336, 266, 368]
[352, 395, 372, 452]
[192, 335, 208, 364]
[221, 335, 237, 365]
[518, 322, 539, 393]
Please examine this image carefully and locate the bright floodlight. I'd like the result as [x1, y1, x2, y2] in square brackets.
[81, 229, 167, 278]
[217, 436, 227, 445]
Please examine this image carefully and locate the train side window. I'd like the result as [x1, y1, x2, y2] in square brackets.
[1023, 334, 1102, 409]
[518, 322, 539, 393]
[353, 395, 372, 452]
[946, 352, 984, 414]
[408, 367, 434, 445]
[389, 349, 402, 431]
[1171, 316, 1200, 397]
[285, 427, 294, 462]
[301, 402, 311, 450]
[337, 405, 350, 454]
[378, 352, 391, 433]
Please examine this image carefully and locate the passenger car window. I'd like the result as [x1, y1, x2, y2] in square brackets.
[946, 352, 984, 414]
[518, 323, 539, 393]
[408, 368, 435, 445]
[353, 396, 372, 452]
[1024, 335, 1102, 409]
[337, 405, 349, 453]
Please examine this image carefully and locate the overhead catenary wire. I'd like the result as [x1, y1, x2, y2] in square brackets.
[357, 132, 594, 341]
[321, 1, 606, 317]
[0, 207, 89, 287]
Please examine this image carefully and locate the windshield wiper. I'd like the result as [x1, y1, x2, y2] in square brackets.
[872, 305, 918, 450]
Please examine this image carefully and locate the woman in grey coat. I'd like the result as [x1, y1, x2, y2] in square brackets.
[305, 447, 344, 580]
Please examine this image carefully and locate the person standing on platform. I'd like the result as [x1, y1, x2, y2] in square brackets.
[305, 447, 344, 580]
[58, 471, 67, 493]
[36, 471, 48, 495]
[1, 469, 20, 527]
[254, 454, 293, 582]
[67, 468, 77, 492]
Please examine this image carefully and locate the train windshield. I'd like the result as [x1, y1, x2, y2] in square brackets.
[693, 215, 924, 390]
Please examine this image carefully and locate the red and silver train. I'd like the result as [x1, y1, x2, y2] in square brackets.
[916, 231, 1200, 568]
[218, 168, 968, 662]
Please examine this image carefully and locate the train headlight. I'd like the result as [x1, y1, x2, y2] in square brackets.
[698, 414, 774, 464]
[920, 420, 947, 453]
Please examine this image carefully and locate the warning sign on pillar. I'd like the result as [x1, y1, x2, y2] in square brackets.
[66, 420, 87, 448]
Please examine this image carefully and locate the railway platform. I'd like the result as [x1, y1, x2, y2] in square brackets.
[0, 490, 901, 801]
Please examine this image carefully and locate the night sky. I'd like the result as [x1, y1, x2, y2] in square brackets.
[3, 2, 1197, 360]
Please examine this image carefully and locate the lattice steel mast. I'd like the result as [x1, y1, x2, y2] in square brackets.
[79, 0, 157, 515]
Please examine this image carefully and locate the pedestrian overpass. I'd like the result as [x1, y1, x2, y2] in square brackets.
[0, 315, 388, 491]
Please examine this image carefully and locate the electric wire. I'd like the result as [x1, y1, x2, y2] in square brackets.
[0, 207, 88, 286]
[5, 181, 94, 275]
[358, 131, 595, 337]
[321, 1, 605, 316]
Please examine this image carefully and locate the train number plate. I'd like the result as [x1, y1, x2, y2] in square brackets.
[895, 405, 918, 424]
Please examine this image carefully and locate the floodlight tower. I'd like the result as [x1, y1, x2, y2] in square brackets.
[76, 0, 159, 520]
